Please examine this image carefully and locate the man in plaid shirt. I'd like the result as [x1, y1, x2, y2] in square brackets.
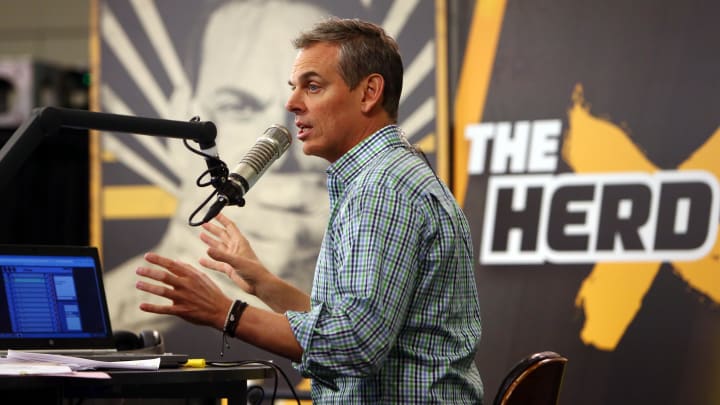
[136, 17, 483, 404]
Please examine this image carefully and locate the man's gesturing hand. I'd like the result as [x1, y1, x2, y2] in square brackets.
[198, 213, 272, 297]
[136, 252, 231, 331]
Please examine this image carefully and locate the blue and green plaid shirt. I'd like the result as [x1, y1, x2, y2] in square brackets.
[287, 125, 483, 403]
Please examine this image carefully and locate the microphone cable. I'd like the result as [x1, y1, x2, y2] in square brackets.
[181, 135, 233, 227]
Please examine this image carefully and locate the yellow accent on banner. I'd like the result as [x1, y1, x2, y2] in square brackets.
[566, 84, 661, 350]
[563, 85, 656, 173]
[575, 262, 660, 350]
[566, 85, 720, 350]
[453, 0, 507, 204]
[103, 185, 177, 219]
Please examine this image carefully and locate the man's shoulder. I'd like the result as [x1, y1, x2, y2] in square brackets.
[358, 147, 429, 186]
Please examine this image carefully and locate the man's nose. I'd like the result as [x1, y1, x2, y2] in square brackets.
[285, 90, 303, 113]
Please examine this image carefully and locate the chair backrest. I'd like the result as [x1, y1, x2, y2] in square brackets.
[493, 351, 568, 405]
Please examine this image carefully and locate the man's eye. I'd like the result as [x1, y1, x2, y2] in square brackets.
[308, 84, 319, 92]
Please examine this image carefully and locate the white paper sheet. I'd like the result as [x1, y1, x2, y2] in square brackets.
[5, 350, 160, 371]
[0, 360, 111, 378]
[0, 360, 73, 375]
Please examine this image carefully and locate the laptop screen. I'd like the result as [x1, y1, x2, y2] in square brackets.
[0, 245, 116, 350]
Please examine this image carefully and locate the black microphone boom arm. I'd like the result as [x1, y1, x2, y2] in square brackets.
[0, 106, 217, 190]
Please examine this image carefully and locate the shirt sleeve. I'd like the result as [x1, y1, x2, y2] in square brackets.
[287, 182, 425, 385]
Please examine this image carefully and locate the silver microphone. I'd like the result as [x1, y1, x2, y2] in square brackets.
[203, 124, 292, 222]
[228, 124, 292, 194]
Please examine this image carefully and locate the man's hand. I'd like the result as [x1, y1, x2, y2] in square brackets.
[136, 252, 231, 331]
[198, 213, 273, 297]
[199, 213, 311, 313]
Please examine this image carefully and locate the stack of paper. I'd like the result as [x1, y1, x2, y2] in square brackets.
[0, 350, 160, 377]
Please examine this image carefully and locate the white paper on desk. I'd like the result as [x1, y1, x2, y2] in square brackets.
[6, 350, 160, 371]
[0, 360, 110, 378]
[0, 360, 73, 375]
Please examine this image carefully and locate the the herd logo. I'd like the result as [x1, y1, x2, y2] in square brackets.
[465, 85, 720, 350]
[469, 90, 720, 265]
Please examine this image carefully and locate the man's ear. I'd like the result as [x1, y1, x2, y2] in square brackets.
[360, 73, 385, 114]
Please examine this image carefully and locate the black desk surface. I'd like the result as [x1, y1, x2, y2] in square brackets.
[0, 364, 275, 403]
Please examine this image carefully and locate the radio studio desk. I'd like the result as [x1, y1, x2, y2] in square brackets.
[0, 363, 275, 404]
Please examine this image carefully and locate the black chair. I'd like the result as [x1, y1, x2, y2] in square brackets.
[493, 351, 568, 405]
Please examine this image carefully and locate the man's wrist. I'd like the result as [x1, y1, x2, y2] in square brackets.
[222, 299, 248, 338]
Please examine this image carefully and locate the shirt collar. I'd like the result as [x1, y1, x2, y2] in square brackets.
[326, 125, 404, 187]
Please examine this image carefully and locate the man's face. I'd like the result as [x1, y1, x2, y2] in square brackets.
[286, 43, 366, 163]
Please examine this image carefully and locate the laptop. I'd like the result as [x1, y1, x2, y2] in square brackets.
[0, 244, 188, 368]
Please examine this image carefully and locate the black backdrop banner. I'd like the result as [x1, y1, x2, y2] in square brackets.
[453, 0, 720, 404]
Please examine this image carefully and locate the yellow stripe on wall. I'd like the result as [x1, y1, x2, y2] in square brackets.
[453, 0, 507, 205]
[89, 0, 102, 249]
[103, 185, 177, 219]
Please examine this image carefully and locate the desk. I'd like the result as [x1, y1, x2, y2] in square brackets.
[0, 364, 274, 404]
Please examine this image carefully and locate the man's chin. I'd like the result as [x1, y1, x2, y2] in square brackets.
[303, 149, 332, 163]
[301, 144, 310, 155]
[301, 143, 319, 158]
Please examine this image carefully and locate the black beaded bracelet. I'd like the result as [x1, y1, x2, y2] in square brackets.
[223, 299, 248, 338]
[220, 299, 248, 357]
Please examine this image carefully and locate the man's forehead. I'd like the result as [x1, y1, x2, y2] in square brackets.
[289, 44, 338, 78]
[289, 69, 323, 84]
